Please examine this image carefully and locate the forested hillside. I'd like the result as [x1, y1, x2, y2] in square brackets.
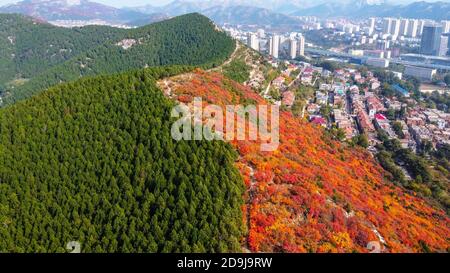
[161, 70, 450, 253]
[0, 66, 245, 252]
[0, 13, 235, 105]
[0, 14, 125, 91]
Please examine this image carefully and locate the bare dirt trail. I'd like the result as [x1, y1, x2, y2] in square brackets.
[209, 40, 241, 73]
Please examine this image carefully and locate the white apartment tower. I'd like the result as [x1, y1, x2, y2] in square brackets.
[400, 19, 409, 36]
[390, 18, 401, 37]
[247, 33, 259, 51]
[418, 20, 426, 36]
[269, 35, 280, 59]
[369, 18, 376, 32]
[442, 20, 450, 33]
[383, 18, 392, 34]
[408, 19, 419, 38]
[297, 34, 305, 57]
[257, 28, 265, 38]
[289, 38, 297, 59]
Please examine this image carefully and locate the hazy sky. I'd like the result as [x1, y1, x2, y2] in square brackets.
[0, 0, 448, 8]
[0, 0, 172, 7]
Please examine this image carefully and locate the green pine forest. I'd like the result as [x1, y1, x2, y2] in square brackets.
[0, 13, 235, 105]
[0, 66, 245, 252]
[0, 13, 246, 252]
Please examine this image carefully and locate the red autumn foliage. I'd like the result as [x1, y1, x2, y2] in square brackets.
[160, 69, 450, 253]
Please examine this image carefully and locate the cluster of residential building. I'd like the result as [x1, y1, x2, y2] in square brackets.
[265, 56, 450, 153]
[406, 107, 450, 148]
[223, 16, 450, 83]
[229, 22, 450, 155]
[223, 27, 306, 60]
[349, 77, 450, 151]
[337, 17, 450, 57]
[308, 68, 385, 140]
[297, 16, 450, 76]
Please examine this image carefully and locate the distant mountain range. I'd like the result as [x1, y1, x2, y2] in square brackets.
[126, 13, 170, 27]
[202, 5, 301, 25]
[292, 1, 450, 20]
[127, 1, 302, 26]
[1, 0, 449, 25]
[128, 0, 450, 22]
[0, 0, 149, 23]
[128, 0, 309, 16]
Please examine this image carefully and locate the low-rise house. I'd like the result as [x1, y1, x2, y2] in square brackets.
[316, 91, 329, 105]
[366, 95, 385, 117]
[311, 116, 327, 127]
[333, 83, 346, 95]
[334, 96, 344, 108]
[385, 99, 403, 111]
[307, 103, 321, 114]
[272, 76, 285, 88]
[349, 85, 359, 94]
[282, 91, 296, 107]
[410, 125, 433, 146]
[406, 117, 425, 127]
[320, 83, 332, 91]
[301, 75, 313, 85]
[356, 110, 375, 133]
[374, 113, 396, 138]
[370, 81, 381, 90]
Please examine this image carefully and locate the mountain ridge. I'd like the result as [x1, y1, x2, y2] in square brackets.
[291, 1, 450, 20]
[0, 13, 235, 105]
[2, 0, 450, 25]
[0, 0, 149, 23]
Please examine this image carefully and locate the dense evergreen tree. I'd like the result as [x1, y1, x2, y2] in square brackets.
[0, 66, 245, 253]
[0, 13, 235, 105]
[0, 14, 125, 86]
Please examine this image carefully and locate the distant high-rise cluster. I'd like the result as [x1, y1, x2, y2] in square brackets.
[379, 17, 450, 57]
[245, 30, 305, 60]
[233, 14, 450, 62]
[381, 17, 443, 39]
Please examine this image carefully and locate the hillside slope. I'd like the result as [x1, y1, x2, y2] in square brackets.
[0, 66, 245, 252]
[160, 69, 450, 253]
[0, 13, 235, 105]
[0, 64, 448, 252]
[0, 14, 125, 89]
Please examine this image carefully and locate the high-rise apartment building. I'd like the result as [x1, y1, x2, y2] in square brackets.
[400, 19, 409, 36]
[383, 18, 392, 34]
[438, 35, 449, 56]
[420, 24, 443, 56]
[369, 18, 376, 32]
[377, 40, 390, 50]
[247, 33, 259, 51]
[269, 35, 280, 59]
[289, 38, 297, 59]
[407, 19, 419, 38]
[297, 34, 305, 57]
[418, 20, 427, 36]
[390, 19, 401, 36]
[442, 20, 450, 34]
[257, 29, 265, 38]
